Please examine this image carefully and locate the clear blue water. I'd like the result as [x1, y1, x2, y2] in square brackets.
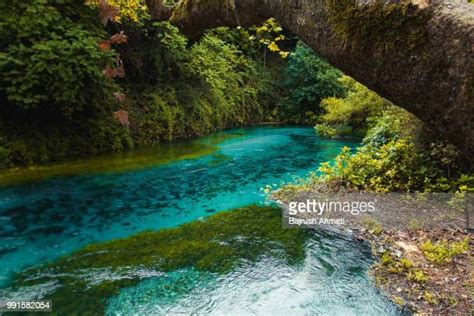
[0, 126, 398, 314]
[105, 236, 397, 315]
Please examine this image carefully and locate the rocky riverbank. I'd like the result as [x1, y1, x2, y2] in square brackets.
[273, 190, 473, 314]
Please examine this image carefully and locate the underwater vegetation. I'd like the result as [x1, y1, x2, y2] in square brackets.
[0, 130, 245, 187]
[11, 206, 310, 315]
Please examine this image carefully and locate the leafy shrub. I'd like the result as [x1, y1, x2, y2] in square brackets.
[0, 6, 282, 166]
[131, 90, 184, 143]
[315, 106, 473, 193]
[0, 0, 116, 117]
[317, 76, 388, 138]
[280, 42, 346, 122]
[122, 23, 276, 145]
[0, 0, 137, 166]
[420, 238, 469, 264]
[315, 123, 338, 138]
[317, 138, 439, 192]
[407, 269, 428, 283]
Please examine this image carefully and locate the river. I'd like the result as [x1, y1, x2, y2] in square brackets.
[0, 126, 399, 315]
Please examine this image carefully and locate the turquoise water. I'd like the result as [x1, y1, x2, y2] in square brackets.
[0, 126, 398, 314]
[105, 235, 397, 315]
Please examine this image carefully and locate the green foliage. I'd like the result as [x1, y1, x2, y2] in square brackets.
[15, 205, 310, 315]
[254, 18, 289, 58]
[315, 106, 473, 193]
[279, 77, 473, 195]
[317, 76, 387, 137]
[86, 0, 150, 24]
[380, 252, 414, 274]
[0, 0, 115, 116]
[362, 109, 406, 148]
[208, 27, 262, 59]
[407, 269, 428, 283]
[125, 23, 272, 144]
[319, 136, 441, 192]
[0, 0, 134, 167]
[420, 238, 469, 265]
[131, 90, 183, 143]
[281, 42, 346, 122]
[315, 123, 338, 138]
[0, 2, 283, 167]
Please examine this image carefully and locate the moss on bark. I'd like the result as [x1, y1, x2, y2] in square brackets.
[324, 0, 432, 55]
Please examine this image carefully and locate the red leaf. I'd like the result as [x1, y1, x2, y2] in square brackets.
[113, 92, 126, 103]
[113, 66, 125, 78]
[113, 109, 130, 128]
[98, 40, 111, 51]
[110, 31, 128, 45]
[102, 65, 115, 80]
[98, 0, 119, 26]
[103, 54, 126, 80]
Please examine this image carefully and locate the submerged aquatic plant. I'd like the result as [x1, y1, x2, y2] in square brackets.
[13, 206, 310, 315]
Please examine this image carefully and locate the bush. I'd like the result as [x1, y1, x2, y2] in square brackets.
[315, 123, 338, 138]
[0, 6, 282, 166]
[0, 0, 135, 166]
[420, 238, 469, 264]
[315, 106, 473, 193]
[280, 42, 346, 122]
[0, 0, 116, 117]
[317, 76, 388, 138]
[318, 138, 440, 192]
[126, 23, 271, 144]
[130, 90, 184, 143]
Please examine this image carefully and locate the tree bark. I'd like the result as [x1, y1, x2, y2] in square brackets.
[147, 0, 474, 166]
[145, 0, 176, 20]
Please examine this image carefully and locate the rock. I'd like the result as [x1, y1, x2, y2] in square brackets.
[393, 249, 403, 258]
[395, 241, 420, 254]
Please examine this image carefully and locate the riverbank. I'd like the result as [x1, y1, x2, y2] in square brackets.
[274, 189, 473, 314]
